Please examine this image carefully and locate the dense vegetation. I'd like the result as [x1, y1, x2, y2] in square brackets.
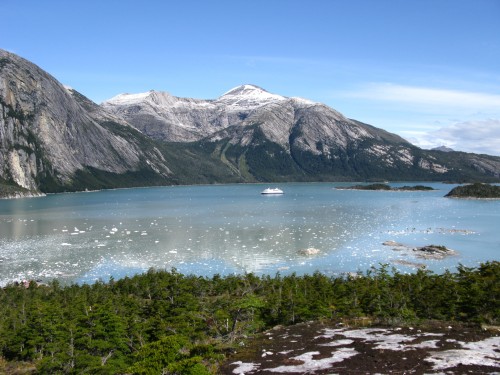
[1, 262, 498, 374]
[445, 182, 500, 198]
[191, 137, 500, 185]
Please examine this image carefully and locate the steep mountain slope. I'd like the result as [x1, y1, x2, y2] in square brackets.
[104, 84, 500, 182]
[0, 49, 173, 194]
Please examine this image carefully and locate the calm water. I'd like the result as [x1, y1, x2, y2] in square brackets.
[0, 183, 498, 285]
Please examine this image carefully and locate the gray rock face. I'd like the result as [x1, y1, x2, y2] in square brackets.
[0, 49, 171, 192]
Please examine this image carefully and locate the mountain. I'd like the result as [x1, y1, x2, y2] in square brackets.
[0, 49, 174, 195]
[432, 145, 454, 152]
[102, 84, 406, 149]
[1, 50, 500, 197]
[103, 84, 500, 183]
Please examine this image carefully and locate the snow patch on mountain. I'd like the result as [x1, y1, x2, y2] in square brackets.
[105, 91, 153, 105]
[220, 84, 283, 100]
[291, 96, 317, 107]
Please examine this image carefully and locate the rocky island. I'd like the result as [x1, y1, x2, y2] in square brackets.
[339, 183, 435, 191]
[445, 182, 500, 198]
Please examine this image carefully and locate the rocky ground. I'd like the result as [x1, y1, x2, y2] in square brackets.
[221, 321, 499, 374]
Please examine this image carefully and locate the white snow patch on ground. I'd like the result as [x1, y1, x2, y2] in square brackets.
[319, 339, 354, 347]
[226, 325, 499, 374]
[230, 361, 259, 374]
[426, 336, 500, 371]
[319, 327, 444, 351]
[268, 348, 359, 373]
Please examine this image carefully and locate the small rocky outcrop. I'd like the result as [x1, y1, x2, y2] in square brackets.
[415, 245, 457, 259]
[383, 241, 456, 259]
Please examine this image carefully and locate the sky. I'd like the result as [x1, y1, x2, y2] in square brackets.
[2, 0, 500, 155]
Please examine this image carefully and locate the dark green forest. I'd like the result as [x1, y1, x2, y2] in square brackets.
[1, 262, 498, 374]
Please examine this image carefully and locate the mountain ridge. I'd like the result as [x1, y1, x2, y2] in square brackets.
[1, 49, 500, 197]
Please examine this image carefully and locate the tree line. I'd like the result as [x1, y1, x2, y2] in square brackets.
[0, 261, 498, 374]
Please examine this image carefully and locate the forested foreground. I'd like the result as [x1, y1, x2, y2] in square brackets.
[1, 262, 498, 374]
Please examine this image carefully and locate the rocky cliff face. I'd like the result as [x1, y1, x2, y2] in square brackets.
[0, 49, 172, 194]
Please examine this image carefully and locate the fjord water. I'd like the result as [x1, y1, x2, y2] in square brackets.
[0, 183, 498, 285]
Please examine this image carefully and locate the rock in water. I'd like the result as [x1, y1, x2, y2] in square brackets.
[299, 247, 321, 255]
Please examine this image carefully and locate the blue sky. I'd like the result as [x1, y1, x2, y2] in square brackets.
[3, 0, 500, 155]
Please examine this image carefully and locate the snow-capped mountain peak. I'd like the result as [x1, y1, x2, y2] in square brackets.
[217, 84, 286, 109]
[220, 84, 274, 97]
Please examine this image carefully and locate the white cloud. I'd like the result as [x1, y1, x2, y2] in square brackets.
[346, 83, 500, 111]
[407, 119, 500, 156]
[339, 83, 500, 156]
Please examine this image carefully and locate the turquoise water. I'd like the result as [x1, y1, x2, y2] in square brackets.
[0, 183, 498, 285]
